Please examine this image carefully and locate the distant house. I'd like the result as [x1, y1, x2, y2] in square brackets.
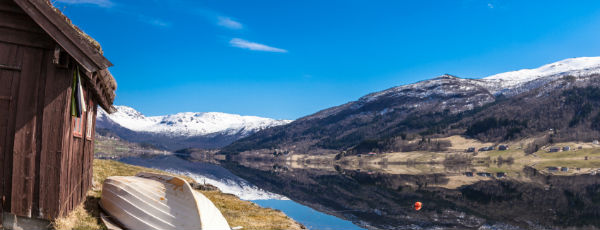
[488, 146, 495, 151]
[478, 147, 488, 152]
[496, 172, 506, 178]
[367, 152, 377, 156]
[547, 167, 559, 172]
[561, 167, 569, 172]
[562, 146, 571, 151]
[594, 140, 599, 145]
[466, 147, 476, 152]
[464, 172, 474, 177]
[549, 147, 561, 152]
[498, 145, 509, 151]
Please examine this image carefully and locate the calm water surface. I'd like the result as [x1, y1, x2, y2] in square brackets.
[253, 199, 365, 230]
[118, 155, 600, 229]
[221, 160, 600, 230]
[118, 155, 364, 229]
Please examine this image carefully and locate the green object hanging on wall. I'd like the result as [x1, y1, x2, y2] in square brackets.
[70, 66, 86, 117]
[71, 66, 77, 117]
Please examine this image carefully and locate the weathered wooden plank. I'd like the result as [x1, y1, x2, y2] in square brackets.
[0, 0, 25, 14]
[0, 10, 45, 34]
[58, 67, 73, 217]
[71, 137, 80, 212]
[0, 43, 20, 200]
[31, 48, 49, 218]
[11, 46, 43, 217]
[0, 27, 53, 49]
[1, 45, 22, 213]
[0, 70, 8, 215]
[0, 42, 21, 67]
[80, 91, 94, 200]
[0, 69, 16, 217]
[37, 50, 69, 219]
[0, 64, 21, 71]
[87, 102, 97, 193]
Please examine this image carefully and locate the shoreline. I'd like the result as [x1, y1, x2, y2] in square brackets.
[230, 139, 600, 177]
[53, 159, 305, 230]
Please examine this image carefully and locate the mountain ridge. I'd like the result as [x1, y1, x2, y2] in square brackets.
[96, 105, 292, 150]
[220, 57, 600, 155]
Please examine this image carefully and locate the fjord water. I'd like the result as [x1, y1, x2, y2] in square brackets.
[118, 155, 600, 229]
[118, 155, 364, 229]
[252, 199, 365, 230]
[220, 160, 600, 230]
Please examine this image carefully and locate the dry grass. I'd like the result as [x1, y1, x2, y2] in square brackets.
[53, 159, 304, 230]
[53, 198, 103, 230]
[202, 191, 304, 230]
[437, 135, 493, 150]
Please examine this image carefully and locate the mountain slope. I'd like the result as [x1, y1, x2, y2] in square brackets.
[221, 57, 600, 155]
[96, 106, 292, 150]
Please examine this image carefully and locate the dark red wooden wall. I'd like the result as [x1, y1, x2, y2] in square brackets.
[0, 0, 97, 221]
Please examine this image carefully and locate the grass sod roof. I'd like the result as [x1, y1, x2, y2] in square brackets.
[16, 0, 118, 112]
[44, 0, 103, 54]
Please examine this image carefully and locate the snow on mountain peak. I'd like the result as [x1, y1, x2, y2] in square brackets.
[344, 57, 600, 116]
[98, 106, 292, 137]
[483, 57, 600, 84]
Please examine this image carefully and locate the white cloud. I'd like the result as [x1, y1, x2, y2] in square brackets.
[217, 17, 243, 30]
[487, 3, 494, 8]
[138, 15, 171, 27]
[195, 9, 244, 30]
[55, 0, 113, 8]
[229, 38, 287, 53]
[146, 19, 171, 27]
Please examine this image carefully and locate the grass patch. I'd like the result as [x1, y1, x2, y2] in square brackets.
[534, 159, 600, 170]
[54, 159, 304, 230]
[483, 167, 512, 173]
[537, 148, 600, 159]
[483, 149, 523, 158]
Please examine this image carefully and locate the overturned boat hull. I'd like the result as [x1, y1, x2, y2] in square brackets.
[100, 172, 230, 230]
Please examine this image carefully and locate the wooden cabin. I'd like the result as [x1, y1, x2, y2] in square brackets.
[0, 0, 116, 225]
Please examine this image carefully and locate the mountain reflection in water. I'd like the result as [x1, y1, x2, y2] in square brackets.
[220, 160, 600, 230]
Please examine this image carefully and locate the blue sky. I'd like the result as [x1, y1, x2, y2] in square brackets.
[55, 0, 600, 120]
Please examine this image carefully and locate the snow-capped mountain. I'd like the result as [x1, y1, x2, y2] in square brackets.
[350, 57, 600, 115]
[478, 57, 600, 96]
[222, 56, 600, 155]
[96, 106, 292, 150]
[98, 105, 291, 137]
[483, 57, 600, 88]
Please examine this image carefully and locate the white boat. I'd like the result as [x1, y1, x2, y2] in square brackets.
[99, 172, 231, 230]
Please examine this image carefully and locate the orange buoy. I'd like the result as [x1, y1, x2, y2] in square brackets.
[414, 201, 422, 211]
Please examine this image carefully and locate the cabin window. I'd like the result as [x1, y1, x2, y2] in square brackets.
[86, 110, 93, 140]
[73, 116, 84, 138]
